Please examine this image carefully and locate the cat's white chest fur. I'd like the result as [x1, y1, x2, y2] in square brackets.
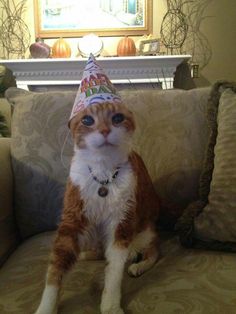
[70, 147, 136, 226]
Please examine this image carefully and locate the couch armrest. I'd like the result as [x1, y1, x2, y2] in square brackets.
[0, 138, 18, 266]
[0, 98, 12, 134]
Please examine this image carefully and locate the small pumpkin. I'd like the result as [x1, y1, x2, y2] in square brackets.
[52, 38, 71, 58]
[117, 36, 136, 57]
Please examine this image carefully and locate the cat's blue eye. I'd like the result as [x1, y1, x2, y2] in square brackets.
[112, 113, 125, 124]
[81, 115, 95, 126]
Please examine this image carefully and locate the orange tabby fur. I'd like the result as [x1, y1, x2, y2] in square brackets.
[35, 102, 160, 314]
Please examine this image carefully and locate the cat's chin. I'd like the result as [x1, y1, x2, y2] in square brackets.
[86, 142, 131, 160]
[98, 142, 115, 148]
[93, 143, 122, 153]
[89, 138, 123, 150]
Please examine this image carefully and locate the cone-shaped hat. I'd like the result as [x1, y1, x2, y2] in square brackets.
[69, 54, 122, 122]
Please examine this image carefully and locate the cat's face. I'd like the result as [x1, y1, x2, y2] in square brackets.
[70, 102, 135, 151]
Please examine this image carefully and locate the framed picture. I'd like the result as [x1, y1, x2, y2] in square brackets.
[34, 0, 153, 38]
[139, 38, 160, 55]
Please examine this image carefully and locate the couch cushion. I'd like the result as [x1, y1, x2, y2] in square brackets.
[6, 86, 210, 238]
[124, 87, 210, 228]
[177, 81, 236, 251]
[6, 88, 75, 238]
[0, 231, 235, 314]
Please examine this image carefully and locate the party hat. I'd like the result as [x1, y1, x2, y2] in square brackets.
[69, 54, 122, 122]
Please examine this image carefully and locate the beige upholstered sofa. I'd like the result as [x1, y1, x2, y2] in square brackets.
[0, 85, 235, 314]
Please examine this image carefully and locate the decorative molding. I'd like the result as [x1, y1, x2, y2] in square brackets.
[0, 55, 191, 90]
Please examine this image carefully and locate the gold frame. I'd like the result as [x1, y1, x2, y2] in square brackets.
[34, 0, 153, 38]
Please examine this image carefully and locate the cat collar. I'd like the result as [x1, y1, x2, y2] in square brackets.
[88, 166, 120, 197]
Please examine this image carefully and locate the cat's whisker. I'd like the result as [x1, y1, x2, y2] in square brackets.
[60, 129, 71, 169]
[69, 169, 85, 175]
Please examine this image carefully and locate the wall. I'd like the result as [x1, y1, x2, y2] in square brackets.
[23, 0, 167, 57]
[196, 0, 236, 86]
[1, 0, 235, 86]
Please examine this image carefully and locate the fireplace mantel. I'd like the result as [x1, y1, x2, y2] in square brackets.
[0, 55, 191, 90]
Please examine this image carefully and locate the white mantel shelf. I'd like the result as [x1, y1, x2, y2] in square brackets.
[0, 55, 191, 90]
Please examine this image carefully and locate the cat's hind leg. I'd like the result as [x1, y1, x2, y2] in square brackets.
[128, 245, 159, 277]
[128, 229, 160, 277]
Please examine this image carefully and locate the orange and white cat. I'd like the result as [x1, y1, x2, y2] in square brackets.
[35, 101, 160, 314]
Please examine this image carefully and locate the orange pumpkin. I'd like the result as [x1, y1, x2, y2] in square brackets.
[52, 38, 71, 58]
[117, 36, 136, 57]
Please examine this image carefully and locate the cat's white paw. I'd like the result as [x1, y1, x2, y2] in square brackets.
[34, 306, 57, 314]
[34, 284, 59, 314]
[101, 306, 124, 314]
[101, 296, 124, 314]
[128, 263, 145, 277]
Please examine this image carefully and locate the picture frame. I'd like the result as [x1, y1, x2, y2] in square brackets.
[139, 38, 160, 55]
[34, 0, 153, 38]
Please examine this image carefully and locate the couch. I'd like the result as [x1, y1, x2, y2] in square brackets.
[0, 84, 235, 314]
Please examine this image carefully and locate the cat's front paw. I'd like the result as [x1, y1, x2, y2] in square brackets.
[34, 310, 57, 314]
[34, 304, 57, 314]
[101, 306, 124, 314]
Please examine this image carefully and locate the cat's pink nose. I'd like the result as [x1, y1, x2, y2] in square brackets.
[100, 128, 110, 138]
